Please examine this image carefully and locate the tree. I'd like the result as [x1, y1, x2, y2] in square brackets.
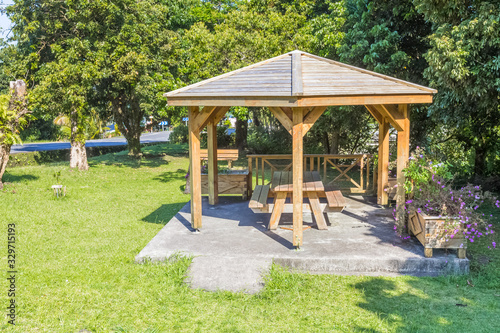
[8, 0, 195, 159]
[336, 0, 433, 151]
[178, 1, 316, 149]
[0, 80, 29, 189]
[93, 0, 197, 157]
[414, 0, 500, 177]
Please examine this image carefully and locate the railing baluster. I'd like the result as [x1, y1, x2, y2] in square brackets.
[261, 157, 264, 186]
[256, 157, 259, 185]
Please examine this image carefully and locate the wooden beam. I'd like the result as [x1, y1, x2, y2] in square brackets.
[191, 105, 217, 132]
[189, 106, 202, 229]
[378, 117, 390, 205]
[292, 107, 304, 247]
[373, 104, 404, 131]
[396, 104, 410, 227]
[281, 107, 293, 120]
[212, 106, 230, 125]
[303, 106, 327, 135]
[207, 120, 218, 205]
[292, 52, 304, 96]
[365, 105, 383, 125]
[269, 107, 293, 134]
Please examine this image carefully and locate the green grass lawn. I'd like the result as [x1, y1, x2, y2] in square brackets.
[1, 143, 499, 332]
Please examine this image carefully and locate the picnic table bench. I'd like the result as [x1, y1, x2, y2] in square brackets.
[200, 149, 238, 168]
[249, 171, 346, 230]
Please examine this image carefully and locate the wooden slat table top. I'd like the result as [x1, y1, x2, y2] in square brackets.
[271, 171, 324, 192]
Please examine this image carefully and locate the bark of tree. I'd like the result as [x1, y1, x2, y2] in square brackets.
[69, 108, 89, 171]
[474, 143, 487, 178]
[235, 118, 248, 153]
[112, 97, 143, 158]
[331, 131, 340, 154]
[252, 108, 261, 127]
[323, 133, 330, 154]
[0, 144, 11, 190]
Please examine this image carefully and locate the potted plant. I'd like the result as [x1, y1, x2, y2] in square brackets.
[400, 148, 498, 258]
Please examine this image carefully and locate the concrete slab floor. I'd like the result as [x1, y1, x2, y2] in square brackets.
[136, 196, 469, 293]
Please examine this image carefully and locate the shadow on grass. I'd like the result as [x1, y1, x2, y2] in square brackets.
[89, 154, 169, 169]
[142, 203, 188, 225]
[88, 143, 188, 169]
[3, 173, 39, 183]
[153, 169, 187, 183]
[351, 275, 500, 332]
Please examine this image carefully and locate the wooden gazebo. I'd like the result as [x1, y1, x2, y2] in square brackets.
[165, 50, 436, 247]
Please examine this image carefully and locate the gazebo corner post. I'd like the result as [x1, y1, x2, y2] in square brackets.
[292, 107, 304, 247]
[396, 104, 410, 231]
[378, 117, 390, 205]
[207, 119, 218, 205]
[188, 106, 202, 230]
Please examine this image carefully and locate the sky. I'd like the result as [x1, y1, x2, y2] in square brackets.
[0, 2, 14, 39]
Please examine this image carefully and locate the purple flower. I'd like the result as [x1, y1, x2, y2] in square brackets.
[493, 242, 496, 249]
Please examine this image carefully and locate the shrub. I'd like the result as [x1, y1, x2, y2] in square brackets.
[170, 124, 188, 144]
[401, 148, 498, 249]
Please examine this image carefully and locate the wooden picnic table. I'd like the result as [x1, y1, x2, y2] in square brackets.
[269, 171, 328, 230]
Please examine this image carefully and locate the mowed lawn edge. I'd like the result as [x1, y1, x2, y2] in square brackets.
[0, 143, 498, 332]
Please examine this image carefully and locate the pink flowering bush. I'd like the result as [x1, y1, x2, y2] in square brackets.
[402, 148, 498, 249]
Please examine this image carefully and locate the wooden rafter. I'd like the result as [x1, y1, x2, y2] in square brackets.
[303, 106, 327, 135]
[269, 107, 293, 133]
[191, 106, 217, 132]
[365, 105, 383, 125]
[373, 104, 405, 131]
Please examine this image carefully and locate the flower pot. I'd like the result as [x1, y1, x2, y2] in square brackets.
[409, 212, 467, 259]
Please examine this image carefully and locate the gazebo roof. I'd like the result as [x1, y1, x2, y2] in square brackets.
[166, 50, 436, 107]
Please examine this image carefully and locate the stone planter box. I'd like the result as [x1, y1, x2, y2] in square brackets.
[409, 212, 467, 259]
[186, 170, 250, 199]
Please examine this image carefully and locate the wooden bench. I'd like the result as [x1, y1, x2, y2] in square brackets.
[249, 185, 270, 213]
[324, 186, 347, 212]
[200, 149, 238, 168]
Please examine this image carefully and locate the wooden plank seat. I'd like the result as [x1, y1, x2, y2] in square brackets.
[200, 149, 238, 168]
[249, 184, 270, 213]
[324, 186, 346, 212]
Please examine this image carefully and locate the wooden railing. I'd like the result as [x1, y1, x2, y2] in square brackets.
[247, 154, 375, 196]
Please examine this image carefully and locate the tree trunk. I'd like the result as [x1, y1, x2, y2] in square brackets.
[474, 144, 487, 178]
[252, 108, 261, 127]
[126, 132, 142, 158]
[235, 118, 248, 153]
[323, 132, 330, 154]
[69, 108, 89, 171]
[111, 98, 143, 158]
[0, 144, 11, 190]
[331, 131, 340, 154]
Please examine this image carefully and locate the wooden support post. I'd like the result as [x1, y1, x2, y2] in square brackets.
[207, 120, 218, 205]
[396, 104, 410, 227]
[292, 108, 304, 247]
[366, 155, 370, 190]
[248, 156, 253, 198]
[378, 117, 390, 205]
[189, 107, 202, 229]
[360, 156, 364, 190]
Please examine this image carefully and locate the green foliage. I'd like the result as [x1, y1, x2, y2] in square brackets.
[200, 126, 234, 149]
[414, 0, 500, 177]
[0, 94, 23, 146]
[169, 124, 189, 144]
[403, 147, 453, 194]
[247, 125, 291, 154]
